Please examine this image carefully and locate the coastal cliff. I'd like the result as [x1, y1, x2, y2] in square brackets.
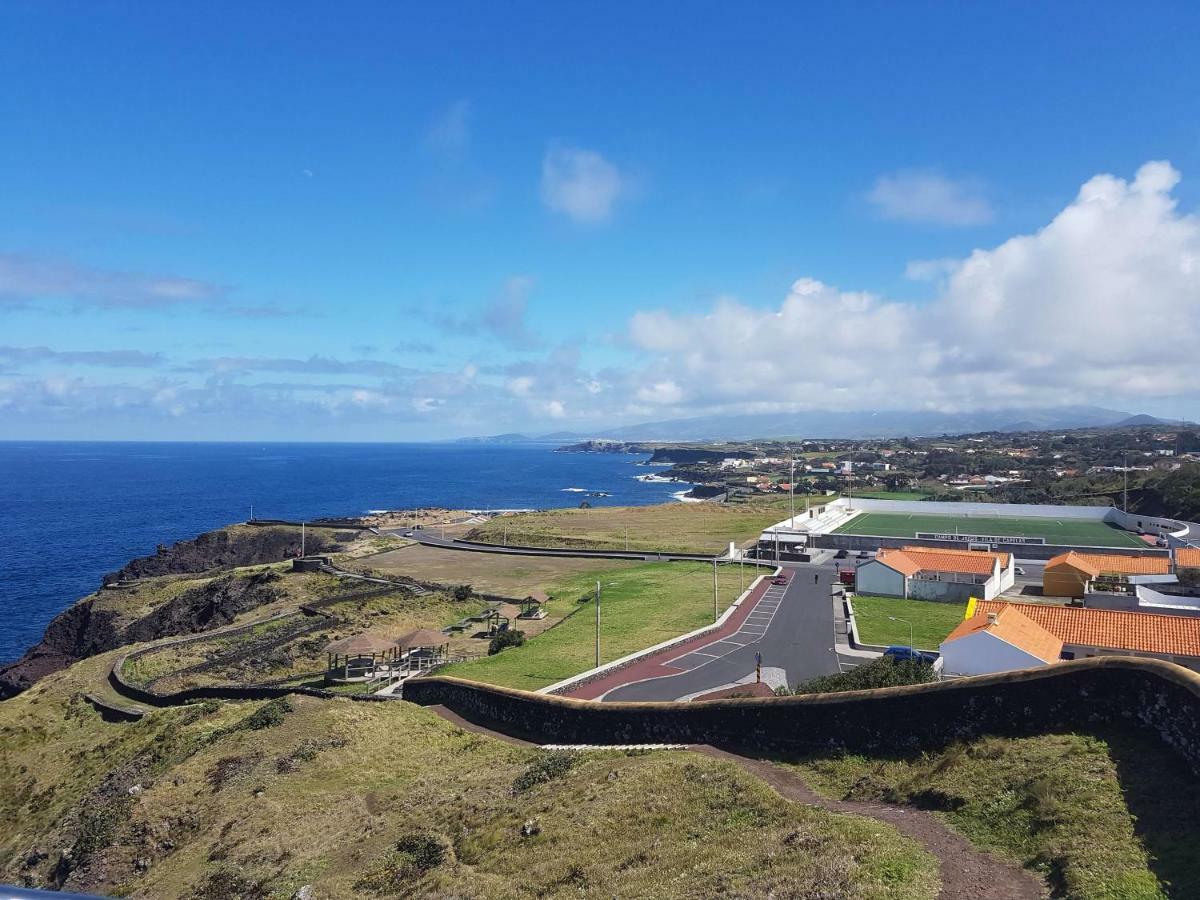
[0, 525, 350, 699]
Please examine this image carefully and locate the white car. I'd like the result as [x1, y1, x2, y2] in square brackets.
[1015, 566, 1026, 576]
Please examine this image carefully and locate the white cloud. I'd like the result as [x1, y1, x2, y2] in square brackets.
[629, 161, 1200, 412]
[0, 253, 225, 309]
[867, 170, 993, 226]
[540, 144, 626, 224]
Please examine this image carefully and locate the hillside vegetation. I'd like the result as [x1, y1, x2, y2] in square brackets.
[791, 731, 1200, 899]
[0, 656, 937, 899]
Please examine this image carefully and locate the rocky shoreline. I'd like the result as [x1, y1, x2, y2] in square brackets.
[0, 524, 359, 699]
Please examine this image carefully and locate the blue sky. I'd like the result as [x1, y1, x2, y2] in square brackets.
[2, 1, 1199, 439]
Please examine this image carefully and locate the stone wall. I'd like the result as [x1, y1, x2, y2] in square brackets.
[404, 657, 1200, 771]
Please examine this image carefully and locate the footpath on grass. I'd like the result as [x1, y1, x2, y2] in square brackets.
[560, 574, 775, 700]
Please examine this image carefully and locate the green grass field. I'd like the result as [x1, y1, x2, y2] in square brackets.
[851, 595, 968, 650]
[833, 510, 1146, 548]
[440, 561, 748, 691]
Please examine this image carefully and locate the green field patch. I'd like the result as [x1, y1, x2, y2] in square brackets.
[440, 561, 748, 692]
[850, 595, 968, 650]
[834, 511, 1146, 548]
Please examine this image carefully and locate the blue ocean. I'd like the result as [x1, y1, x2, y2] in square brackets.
[0, 442, 688, 664]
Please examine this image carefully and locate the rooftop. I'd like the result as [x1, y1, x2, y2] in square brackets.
[974, 600, 1200, 658]
[1045, 551, 1171, 577]
[876, 546, 1003, 577]
[943, 605, 1063, 663]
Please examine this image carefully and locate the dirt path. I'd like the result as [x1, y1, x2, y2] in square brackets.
[696, 747, 1046, 900]
[423, 705, 1045, 899]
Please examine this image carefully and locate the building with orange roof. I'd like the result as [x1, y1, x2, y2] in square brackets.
[972, 599, 1200, 671]
[1043, 550, 1171, 599]
[856, 545, 1014, 602]
[940, 605, 1063, 676]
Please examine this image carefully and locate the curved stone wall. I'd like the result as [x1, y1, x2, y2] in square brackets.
[404, 657, 1200, 770]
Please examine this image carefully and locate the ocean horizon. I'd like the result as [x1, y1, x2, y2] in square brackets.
[0, 440, 692, 663]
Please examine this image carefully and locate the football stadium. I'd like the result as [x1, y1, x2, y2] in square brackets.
[758, 497, 1192, 560]
[832, 510, 1148, 548]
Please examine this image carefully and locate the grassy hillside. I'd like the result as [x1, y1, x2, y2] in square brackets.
[465, 499, 802, 554]
[440, 561, 748, 691]
[0, 655, 937, 899]
[791, 731, 1200, 899]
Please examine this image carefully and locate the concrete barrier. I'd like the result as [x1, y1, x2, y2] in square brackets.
[404, 657, 1200, 770]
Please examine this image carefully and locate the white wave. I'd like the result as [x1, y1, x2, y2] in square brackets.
[561, 487, 588, 492]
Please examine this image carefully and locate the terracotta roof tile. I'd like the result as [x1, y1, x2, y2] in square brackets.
[877, 547, 1001, 577]
[974, 600, 1200, 658]
[943, 605, 1063, 663]
[1175, 547, 1200, 569]
[902, 545, 1012, 567]
[1045, 551, 1169, 576]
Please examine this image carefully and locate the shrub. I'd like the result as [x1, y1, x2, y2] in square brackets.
[354, 833, 448, 892]
[452, 584, 473, 602]
[513, 751, 576, 793]
[790, 657, 936, 695]
[487, 629, 525, 656]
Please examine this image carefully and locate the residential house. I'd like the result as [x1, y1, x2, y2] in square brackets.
[940, 606, 1063, 676]
[856, 546, 1015, 602]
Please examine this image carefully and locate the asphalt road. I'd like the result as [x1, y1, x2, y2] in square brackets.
[602, 563, 842, 701]
[387, 528, 718, 562]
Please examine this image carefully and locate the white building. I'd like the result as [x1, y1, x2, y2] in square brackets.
[855, 546, 1015, 602]
[940, 605, 1063, 676]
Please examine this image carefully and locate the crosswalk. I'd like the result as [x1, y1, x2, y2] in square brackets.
[665, 581, 788, 672]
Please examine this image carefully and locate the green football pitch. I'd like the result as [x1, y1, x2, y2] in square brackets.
[831, 511, 1148, 548]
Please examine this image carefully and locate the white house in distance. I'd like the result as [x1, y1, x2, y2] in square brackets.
[940, 605, 1063, 676]
[855, 546, 1015, 602]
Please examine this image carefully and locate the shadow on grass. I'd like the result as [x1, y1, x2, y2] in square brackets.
[1103, 729, 1200, 898]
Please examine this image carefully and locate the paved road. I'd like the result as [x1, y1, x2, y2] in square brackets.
[387, 528, 720, 563]
[602, 563, 841, 701]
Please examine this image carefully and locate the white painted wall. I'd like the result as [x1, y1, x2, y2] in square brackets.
[940, 630, 1055, 676]
[854, 560, 907, 598]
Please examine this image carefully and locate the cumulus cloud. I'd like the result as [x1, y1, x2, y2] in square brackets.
[540, 144, 626, 224]
[867, 170, 993, 226]
[629, 161, 1200, 413]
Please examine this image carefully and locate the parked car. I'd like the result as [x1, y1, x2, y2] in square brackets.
[771, 576, 789, 586]
[834, 549, 848, 559]
[883, 645, 938, 665]
[856, 551, 870, 559]
[1015, 566, 1026, 576]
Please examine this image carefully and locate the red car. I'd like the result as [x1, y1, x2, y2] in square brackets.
[771, 576, 789, 586]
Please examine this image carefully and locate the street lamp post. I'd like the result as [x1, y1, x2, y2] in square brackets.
[595, 580, 601, 666]
[789, 456, 796, 527]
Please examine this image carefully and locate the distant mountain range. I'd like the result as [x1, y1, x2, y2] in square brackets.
[458, 407, 1194, 444]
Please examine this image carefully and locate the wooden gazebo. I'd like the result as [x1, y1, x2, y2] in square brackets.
[519, 590, 549, 620]
[395, 628, 450, 671]
[324, 633, 400, 683]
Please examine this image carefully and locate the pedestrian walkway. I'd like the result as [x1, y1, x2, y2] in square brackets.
[562, 575, 776, 700]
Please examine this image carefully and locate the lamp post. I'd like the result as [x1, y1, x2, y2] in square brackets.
[595, 580, 601, 666]
[789, 456, 796, 527]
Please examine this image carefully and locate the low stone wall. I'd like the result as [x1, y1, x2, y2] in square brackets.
[404, 657, 1200, 770]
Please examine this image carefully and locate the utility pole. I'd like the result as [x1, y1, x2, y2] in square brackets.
[301, 522, 306, 557]
[789, 456, 796, 527]
[249, 504, 254, 523]
[712, 558, 719, 621]
[595, 580, 601, 666]
[740, 556, 744, 594]
[625, 526, 629, 552]
[1123, 451, 1129, 513]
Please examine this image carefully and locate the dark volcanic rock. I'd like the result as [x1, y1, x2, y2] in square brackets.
[103, 526, 341, 585]
[0, 525, 342, 699]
